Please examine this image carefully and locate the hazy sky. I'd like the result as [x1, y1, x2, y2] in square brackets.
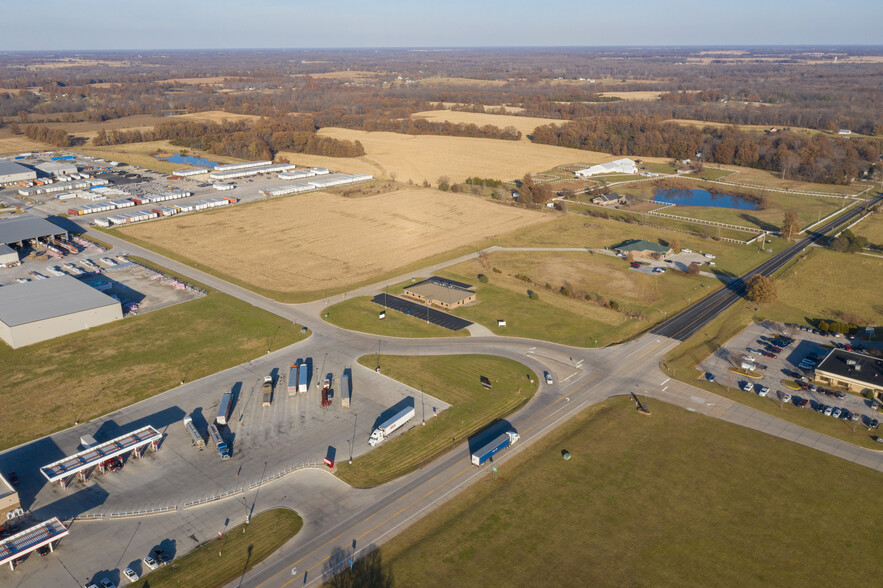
[2, 0, 880, 51]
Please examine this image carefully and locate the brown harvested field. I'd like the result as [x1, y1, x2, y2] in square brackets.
[118, 188, 547, 295]
[176, 110, 261, 124]
[599, 91, 665, 101]
[298, 70, 379, 80]
[160, 76, 242, 85]
[280, 128, 623, 183]
[416, 77, 508, 87]
[438, 103, 525, 113]
[411, 110, 560, 140]
[718, 165, 869, 195]
[0, 131, 51, 154]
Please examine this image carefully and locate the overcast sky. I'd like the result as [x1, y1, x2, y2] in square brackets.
[2, 0, 880, 51]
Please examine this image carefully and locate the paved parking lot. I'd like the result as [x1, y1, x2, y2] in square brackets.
[699, 321, 881, 428]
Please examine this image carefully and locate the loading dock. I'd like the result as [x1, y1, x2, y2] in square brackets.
[39, 425, 162, 489]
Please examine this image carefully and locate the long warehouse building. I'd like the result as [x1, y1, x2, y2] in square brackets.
[0, 214, 68, 247]
[208, 163, 297, 180]
[212, 160, 273, 172]
[0, 160, 37, 184]
[0, 275, 122, 348]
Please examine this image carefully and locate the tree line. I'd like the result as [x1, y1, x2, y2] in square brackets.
[21, 125, 71, 147]
[93, 117, 365, 159]
[530, 115, 881, 185]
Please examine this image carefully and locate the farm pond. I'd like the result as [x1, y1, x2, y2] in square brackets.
[653, 188, 759, 210]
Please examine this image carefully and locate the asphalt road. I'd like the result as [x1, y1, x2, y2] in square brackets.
[653, 193, 883, 341]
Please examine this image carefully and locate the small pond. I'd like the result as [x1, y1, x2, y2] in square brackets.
[156, 154, 218, 168]
[653, 188, 759, 210]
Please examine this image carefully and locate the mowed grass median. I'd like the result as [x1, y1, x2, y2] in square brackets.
[130, 508, 302, 588]
[382, 398, 883, 587]
[0, 292, 307, 450]
[336, 355, 537, 488]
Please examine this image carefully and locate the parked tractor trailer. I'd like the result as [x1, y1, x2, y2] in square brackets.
[182, 417, 205, 448]
[262, 376, 273, 407]
[216, 391, 232, 426]
[369, 404, 415, 446]
[471, 430, 519, 466]
[208, 423, 231, 460]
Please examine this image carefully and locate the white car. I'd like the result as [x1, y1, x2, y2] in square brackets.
[15, 277, 29, 283]
[682, 248, 693, 253]
[780, 393, 792, 403]
[545, 372, 553, 385]
[742, 382, 754, 392]
[757, 386, 770, 397]
[49, 266, 65, 276]
[123, 568, 139, 583]
[143, 555, 158, 570]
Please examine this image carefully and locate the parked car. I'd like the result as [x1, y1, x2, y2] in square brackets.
[104, 457, 123, 472]
[153, 548, 169, 565]
[545, 372, 553, 385]
[630, 262, 642, 268]
[123, 568, 139, 583]
[143, 555, 158, 571]
[742, 382, 754, 392]
[757, 386, 770, 397]
[870, 419, 880, 430]
[100, 579, 116, 588]
[762, 352, 777, 359]
[780, 393, 792, 403]
[832, 408, 842, 418]
[706, 373, 716, 383]
[824, 406, 834, 417]
[834, 391, 846, 400]
[796, 398, 809, 408]
[37, 545, 51, 556]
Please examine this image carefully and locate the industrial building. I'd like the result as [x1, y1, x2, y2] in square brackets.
[0, 214, 68, 248]
[0, 160, 37, 184]
[259, 173, 374, 197]
[208, 163, 297, 180]
[814, 349, 883, 397]
[18, 178, 105, 197]
[612, 239, 672, 257]
[212, 160, 272, 172]
[172, 167, 209, 176]
[0, 275, 123, 348]
[574, 158, 637, 178]
[35, 161, 77, 177]
[403, 277, 476, 309]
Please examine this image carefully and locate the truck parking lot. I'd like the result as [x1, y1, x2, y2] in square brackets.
[698, 321, 881, 429]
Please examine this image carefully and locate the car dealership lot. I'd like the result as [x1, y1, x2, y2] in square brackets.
[698, 321, 880, 427]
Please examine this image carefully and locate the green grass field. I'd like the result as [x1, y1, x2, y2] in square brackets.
[852, 210, 883, 250]
[439, 251, 718, 347]
[0, 292, 307, 450]
[663, 246, 883, 448]
[323, 296, 468, 338]
[336, 355, 537, 488]
[382, 398, 883, 587]
[492, 213, 786, 277]
[130, 509, 302, 588]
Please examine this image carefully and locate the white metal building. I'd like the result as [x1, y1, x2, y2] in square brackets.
[172, 167, 210, 176]
[0, 275, 123, 348]
[574, 158, 638, 178]
[0, 161, 37, 184]
[208, 163, 297, 180]
[35, 161, 77, 177]
[212, 160, 272, 172]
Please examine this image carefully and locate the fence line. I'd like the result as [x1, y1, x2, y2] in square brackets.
[183, 461, 323, 509]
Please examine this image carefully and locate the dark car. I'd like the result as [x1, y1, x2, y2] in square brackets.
[104, 458, 123, 472]
[36, 545, 50, 557]
[153, 548, 170, 565]
[762, 352, 777, 359]
[706, 373, 716, 382]
[769, 346, 782, 354]
[630, 262, 642, 268]
[796, 398, 809, 408]
[834, 391, 846, 399]
[870, 419, 880, 430]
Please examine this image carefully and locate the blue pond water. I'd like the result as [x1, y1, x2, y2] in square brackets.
[653, 188, 759, 210]
[157, 154, 218, 168]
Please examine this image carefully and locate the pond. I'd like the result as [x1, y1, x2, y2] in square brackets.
[156, 154, 218, 168]
[653, 187, 759, 210]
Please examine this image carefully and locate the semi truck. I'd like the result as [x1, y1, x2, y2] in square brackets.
[183, 417, 205, 448]
[297, 363, 308, 393]
[208, 423, 231, 460]
[262, 376, 273, 407]
[321, 379, 331, 408]
[217, 391, 232, 426]
[368, 405, 415, 446]
[288, 365, 298, 396]
[471, 430, 520, 466]
[340, 373, 351, 408]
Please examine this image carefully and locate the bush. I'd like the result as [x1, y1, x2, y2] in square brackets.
[863, 390, 876, 400]
[514, 273, 532, 283]
[528, 290, 539, 300]
[477, 274, 489, 283]
[492, 267, 502, 274]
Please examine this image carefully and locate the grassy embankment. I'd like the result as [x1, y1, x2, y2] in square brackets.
[80, 139, 241, 174]
[0, 278, 307, 450]
[383, 398, 883, 587]
[663, 246, 883, 449]
[335, 355, 537, 488]
[131, 509, 302, 588]
[852, 210, 883, 251]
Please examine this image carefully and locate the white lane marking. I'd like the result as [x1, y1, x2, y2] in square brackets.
[660, 378, 670, 385]
[662, 386, 668, 392]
